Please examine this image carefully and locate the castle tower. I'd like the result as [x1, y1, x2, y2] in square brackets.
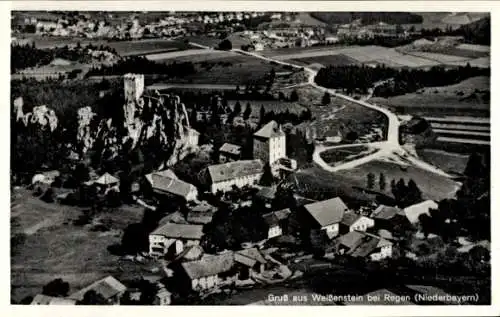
[253, 120, 286, 166]
[124, 73, 145, 104]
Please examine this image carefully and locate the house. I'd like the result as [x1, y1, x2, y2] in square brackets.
[403, 200, 438, 225]
[336, 231, 393, 261]
[256, 186, 277, 208]
[303, 197, 349, 239]
[219, 143, 242, 163]
[234, 247, 268, 279]
[171, 252, 236, 293]
[204, 159, 264, 193]
[154, 284, 172, 305]
[186, 201, 216, 225]
[183, 127, 200, 148]
[339, 212, 374, 235]
[145, 169, 177, 184]
[150, 173, 198, 202]
[262, 208, 291, 239]
[149, 222, 204, 257]
[68, 276, 127, 305]
[174, 244, 205, 262]
[94, 172, 120, 191]
[31, 294, 76, 305]
[253, 120, 286, 166]
[370, 205, 410, 231]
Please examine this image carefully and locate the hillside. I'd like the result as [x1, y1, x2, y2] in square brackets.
[459, 17, 490, 45]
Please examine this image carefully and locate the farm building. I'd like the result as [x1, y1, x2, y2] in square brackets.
[150, 173, 198, 202]
[261, 208, 292, 239]
[68, 276, 127, 305]
[339, 212, 375, 235]
[203, 159, 264, 193]
[94, 172, 120, 192]
[370, 205, 411, 232]
[403, 200, 438, 225]
[149, 222, 204, 257]
[219, 143, 242, 163]
[302, 197, 349, 239]
[335, 231, 393, 261]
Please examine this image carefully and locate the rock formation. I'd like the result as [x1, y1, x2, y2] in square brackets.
[14, 97, 58, 132]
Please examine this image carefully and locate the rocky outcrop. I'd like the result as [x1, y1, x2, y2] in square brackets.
[76, 88, 197, 168]
[14, 97, 58, 131]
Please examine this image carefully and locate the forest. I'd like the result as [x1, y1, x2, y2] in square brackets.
[85, 57, 196, 77]
[314, 64, 490, 97]
[310, 12, 423, 25]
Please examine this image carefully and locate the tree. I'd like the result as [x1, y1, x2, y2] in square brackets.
[321, 92, 331, 105]
[406, 179, 422, 205]
[260, 163, 274, 186]
[290, 90, 299, 102]
[464, 152, 485, 179]
[77, 290, 107, 305]
[233, 101, 242, 116]
[243, 102, 252, 120]
[379, 173, 386, 191]
[366, 172, 375, 189]
[42, 278, 70, 297]
[258, 105, 266, 126]
[218, 39, 232, 50]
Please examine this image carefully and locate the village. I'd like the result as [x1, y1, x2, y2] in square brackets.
[11, 72, 488, 306]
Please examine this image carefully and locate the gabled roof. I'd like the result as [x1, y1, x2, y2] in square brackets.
[175, 245, 204, 262]
[262, 208, 291, 227]
[150, 222, 204, 240]
[254, 120, 285, 139]
[180, 252, 235, 279]
[257, 186, 277, 200]
[151, 174, 197, 199]
[236, 247, 267, 264]
[371, 205, 404, 220]
[340, 212, 362, 227]
[145, 169, 177, 185]
[304, 197, 348, 227]
[207, 159, 264, 184]
[94, 172, 119, 185]
[404, 200, 438, 224]
[68, 276, 126, 301]
[337, 230, 365, 250]
[219, 143, 242, 156]
[337, 231, 392, 257]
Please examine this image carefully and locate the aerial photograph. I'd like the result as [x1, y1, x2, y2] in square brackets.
[10, 10, 490, 305]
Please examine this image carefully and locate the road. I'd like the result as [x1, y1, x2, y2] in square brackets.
[191, 45, 453, 177]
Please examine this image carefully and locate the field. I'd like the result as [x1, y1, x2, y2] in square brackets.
[291, 54, 359, 67]
[319, 145, 376, 165]
[11, 188, 146, 303]
[158, 53, 295, 86]
[20, 36, 191, 56]
[282, 85, 387, 139]
[147, 50, 239, 63]
[416, 149, 469, 175]
[370, 76, 490, 117]
[296, 159, 460, 202]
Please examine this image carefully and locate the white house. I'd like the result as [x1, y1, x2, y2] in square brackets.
[205, 159, 264, 193]
[149, 173, 198, 202]
[303, 197, 349, 239]
[404, 200, 438, 225]
[339, 212, 375, 234]
[149, 222, 204, 257]
[336, 231, 393, 261]
[253, 120, 286, 166]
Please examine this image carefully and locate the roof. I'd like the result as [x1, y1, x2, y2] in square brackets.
[186, 213, 214, 225]
[150, 222, 204, 240]
[151, 174, 197, 199]
[94, 172, 119, 185]
[304, 197, 348, 227]
[234, 253, 257, 267]
[181, 252, 235, 279]
[190, 201, 216, 213]
[68, 276, 126, 301]
[371, 205, 403, 220]
[337, 231, 392, 257]
[254, 120, 285, 139]
[340, 212, 362, 227]
[207, 159, 264, 184]
[145, 169, 177, 184]
[262, 208, 291, 227]
[404, 200, 438, 224]
[31, 294, 75, 305]
[219, 143, 242, 156]
[175, 245, 204, 262]
[349, 235, 381, 257]
[236, 247, 267, 264]
[257, 186, 277, 200]
[337, 230, 365, 250]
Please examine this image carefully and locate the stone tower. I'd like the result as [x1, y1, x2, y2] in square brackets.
[124, 73, 145, 104]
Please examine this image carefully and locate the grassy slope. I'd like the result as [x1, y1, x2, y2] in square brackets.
[11, 188, 145, 302]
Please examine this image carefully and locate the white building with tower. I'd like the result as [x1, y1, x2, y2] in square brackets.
[253, 120, 286, 166]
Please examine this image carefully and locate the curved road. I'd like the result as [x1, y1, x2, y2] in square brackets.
[191, 44, 452, 177]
